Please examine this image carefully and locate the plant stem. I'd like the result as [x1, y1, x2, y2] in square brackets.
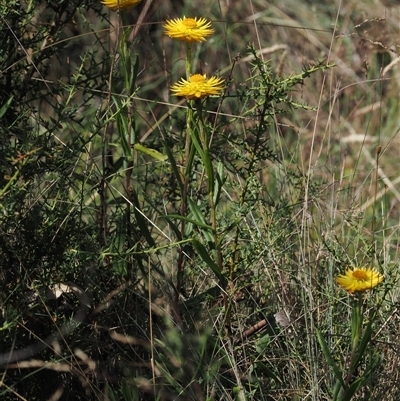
[177, 43, 194, 298]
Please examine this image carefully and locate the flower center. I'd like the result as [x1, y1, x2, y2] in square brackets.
[182, 18, 197, 29]
[353, 270, 368, 280]
[189, 74, 206, 83]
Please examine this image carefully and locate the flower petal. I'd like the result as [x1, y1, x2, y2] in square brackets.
[164, 17, 214, 43]
[171, 74, 224, 99]
[336, 267, 384, 293]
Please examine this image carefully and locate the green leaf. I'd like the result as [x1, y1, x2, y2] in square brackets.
[130, 190, 156, 248]
[110, 212, 128, 276]
[181, 285, 221, 309]
[341, 353, 381, 401]
[121, 379, 140, 401]
[341, 377, 363, 401]
[256, 333, 271, 353]
[119, 35, 139, 93]
[350, 322, 372, 373]
[128, 54, 139, 94]
[160, 215, 183, 241]
[0, 96, 13, 119]
[315, 328, 346, 390]
[163, 139, 184, 194]
[189, 125, 206, 160]
[213, 161, 225, 206]
[162, 213, 213, 232]
[133, 143, 167, 161]
[192, 239, 224, 283]
[113, 95, 131, 159]
[187, 197, 214, 244]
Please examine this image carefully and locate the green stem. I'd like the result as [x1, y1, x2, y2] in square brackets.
[186, 43, 192, 79]
[351, 293, 363, 351]
[343, 292, 364, 390]
[195, 100, 229, 335]
[177, 42, 194, 298]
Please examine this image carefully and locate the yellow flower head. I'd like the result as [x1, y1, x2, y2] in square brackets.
[336, 267, 384, 293]
[101, 0, 141, 11]
[171, 74, 224, 100]
[164, 17, 214, 43]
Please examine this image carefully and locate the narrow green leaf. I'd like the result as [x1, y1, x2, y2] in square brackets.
[350, 322, 372, 373]
[185, 139, 196, 178]
[332, 379, 342, 400]
[187, 197, 207, 224]
[130, 190, 155, 248]
[129, 54, 139, 94]
[187, 197, 214, 244]
[0, 96, 13, 119]
[192, 239, 224, 282]
[133, 143, 167, 161]
[121, 379, 140, 401]
[181, 285, 221, 309]
[140, 192, 183, 241]
[204, 152, 214, 194]
[213, 161, 225, 206]
[342, 352, 381, 401]
[341, 377, 363, 401]
[119, 34, 139, 93]
[315, 329, 346, 389]
[109, 212, 128, 276]
[362, 352, 381, 383]
[162, 213, 213, 232]
[189, 125, 206, 160]
[160, 215, 183, 241]
[162, 139, 184, 194]
[112, 95, 131, 159]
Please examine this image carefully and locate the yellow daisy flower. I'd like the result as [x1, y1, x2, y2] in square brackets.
[336, 267, 384, 293]
[164, 17, 214, 43]
[101, 0, 141, 11]
[170, 74, 224, 100]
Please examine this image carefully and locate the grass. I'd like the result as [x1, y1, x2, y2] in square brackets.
[0, 0, 399, 400]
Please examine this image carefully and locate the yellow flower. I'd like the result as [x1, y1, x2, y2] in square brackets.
[336, 267, 384, 293]
[171, 74, 224, 99]
[101, 0, 141, 11]
[164, 17, 214, 43]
